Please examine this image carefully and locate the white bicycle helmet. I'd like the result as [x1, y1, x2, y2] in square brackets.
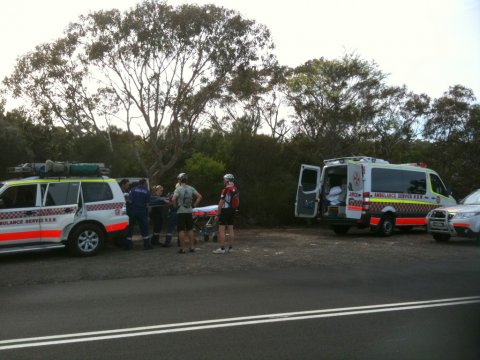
[223, 173, 234, 181]
[177, 172, 188, 181]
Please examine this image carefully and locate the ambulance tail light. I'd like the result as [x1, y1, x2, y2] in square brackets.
[362, 192, 371, 211]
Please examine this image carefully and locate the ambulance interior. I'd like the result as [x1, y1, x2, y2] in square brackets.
[321, 166, 348, 217]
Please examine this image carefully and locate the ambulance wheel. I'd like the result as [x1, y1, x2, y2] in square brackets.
[377, 215, 395, 237]
[332, 225, 350, 235]
[433, 234, 450, 242]
[68, 223, 104, 257]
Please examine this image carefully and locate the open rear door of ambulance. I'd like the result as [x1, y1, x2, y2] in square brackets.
[346, 161, 363, 220]
[295, 164, 321, 218]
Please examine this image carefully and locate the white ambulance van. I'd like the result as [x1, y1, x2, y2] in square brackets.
[295, 156, 456, 236]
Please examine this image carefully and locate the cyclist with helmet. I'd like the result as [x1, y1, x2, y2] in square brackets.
[213, 173, 238, 254]
[172, 173, 202, 253]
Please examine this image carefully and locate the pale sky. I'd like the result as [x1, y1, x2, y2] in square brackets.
[1, 0, 479, 105]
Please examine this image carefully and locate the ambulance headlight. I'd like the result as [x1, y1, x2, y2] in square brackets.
[453, 212, 480, 219]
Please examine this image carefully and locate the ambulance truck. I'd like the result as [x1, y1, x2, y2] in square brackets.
[295, 156, 456, 236]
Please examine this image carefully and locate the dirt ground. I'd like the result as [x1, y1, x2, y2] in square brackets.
[1, 225, 479, 288]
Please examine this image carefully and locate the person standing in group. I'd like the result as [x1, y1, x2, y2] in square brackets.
[163, 180, 180, 247]
[172, 173, 202, 253]
[125, 178, 152, 250]
[150, 185, 169, 246]
[213, 173, 239, 254]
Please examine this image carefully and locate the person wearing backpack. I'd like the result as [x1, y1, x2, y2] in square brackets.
[213, 173, 239, 254]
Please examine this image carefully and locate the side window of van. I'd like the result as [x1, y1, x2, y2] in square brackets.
[372, 169, 426, 194]
[44, 183, 80, 206]
[82, 182, 113, 203]
[429, 174, 448, 196]
[0, 184, 37, 208]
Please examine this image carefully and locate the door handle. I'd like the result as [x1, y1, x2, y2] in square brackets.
[25, 210, 37, 216]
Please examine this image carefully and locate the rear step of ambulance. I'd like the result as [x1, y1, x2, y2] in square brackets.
[0, 243, 65, 255]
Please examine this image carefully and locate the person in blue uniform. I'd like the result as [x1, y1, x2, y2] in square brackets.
[125, 179, 152, 250]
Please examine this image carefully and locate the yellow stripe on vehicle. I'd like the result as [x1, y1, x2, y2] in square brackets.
[370, 198, 432, 205]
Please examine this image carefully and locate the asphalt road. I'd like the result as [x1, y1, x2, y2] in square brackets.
[1, 226, 480, 359]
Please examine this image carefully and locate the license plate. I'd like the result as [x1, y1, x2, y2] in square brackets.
[431, 221, 446, 229]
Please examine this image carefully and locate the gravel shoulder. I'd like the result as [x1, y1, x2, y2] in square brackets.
[1, 225, 479, 288]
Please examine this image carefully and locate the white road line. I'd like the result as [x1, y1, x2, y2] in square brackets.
[1, 296, 479, 350]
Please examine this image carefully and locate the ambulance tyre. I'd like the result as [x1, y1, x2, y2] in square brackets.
[332, 225, 350, 235]
[68, 223, 104, 257]
[377, 214, 395, 237]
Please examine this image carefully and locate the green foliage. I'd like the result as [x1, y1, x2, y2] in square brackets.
[185, 152, 225, 204]
[0, 110, 34, 178]
[422, 86, 480, 198]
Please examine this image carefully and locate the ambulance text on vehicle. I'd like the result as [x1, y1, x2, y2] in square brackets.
[295, 156, 456, 236]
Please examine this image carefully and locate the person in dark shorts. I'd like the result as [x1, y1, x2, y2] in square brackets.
[163, 180, 180, 247]
[213, 173, 238, 254]
[172, 173, 202, 253]
[150, 185, 168, 245]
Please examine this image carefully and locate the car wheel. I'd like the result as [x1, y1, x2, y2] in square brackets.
[377, 215, 395, 237]
[68, 223, 104, 256]
[332, 225, 350, 235]
[433, 233, 450, 242]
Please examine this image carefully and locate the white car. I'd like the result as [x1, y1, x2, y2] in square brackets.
[0, 175, 129, 256]
[427, 189, 480, 243]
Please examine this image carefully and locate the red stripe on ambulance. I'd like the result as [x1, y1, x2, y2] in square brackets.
[0, 230, 62, 242]
[105, 222, 129, 233]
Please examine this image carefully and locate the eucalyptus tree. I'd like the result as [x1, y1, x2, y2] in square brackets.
[285, 54, 386, 158]
[422, 85, 479, 196]
[209, 64, 290, 141]
[363, 86, 430, 161]
[4, 1, 275, 178]
[423, 85, 476, 143]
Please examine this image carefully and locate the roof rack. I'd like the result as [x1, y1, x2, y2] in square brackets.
[324, 156, 389, 165]
[7, 160, 111, 178]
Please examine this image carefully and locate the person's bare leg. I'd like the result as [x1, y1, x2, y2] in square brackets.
[218, 225, 226, 247]
[178, 230, 185, 252]
[227, 225, 234, 249]
[188, 230, 195, 251]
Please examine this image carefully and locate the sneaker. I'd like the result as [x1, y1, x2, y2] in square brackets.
[227, 247, 233, 253]
[213, 248, 226, 254]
